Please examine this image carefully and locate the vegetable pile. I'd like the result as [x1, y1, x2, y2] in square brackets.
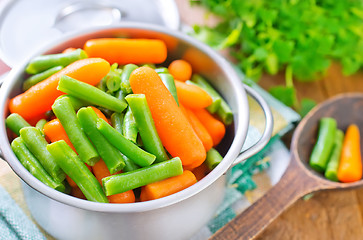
[192, 0, 363, 107]
[309, 118, 362, 183]
[6, 38, 233, 203]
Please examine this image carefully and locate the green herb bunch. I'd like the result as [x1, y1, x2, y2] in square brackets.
[192, 0, 363, 107]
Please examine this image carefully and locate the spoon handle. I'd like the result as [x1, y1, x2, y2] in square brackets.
[210, 159, 323, 240]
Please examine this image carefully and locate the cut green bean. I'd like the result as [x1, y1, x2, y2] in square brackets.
[77, 107, 125, 174]
[23, 66, 63, 91]
[58, 75, 127, 113]
[97, 77, 107, 92]
[5, 113, 31, 136]
[159, 73, 179, 106]
[190, 74, 222, 113]
[216, 101, 233, 125]
[121, 153, 140, 172]
[125, 94, 168, 162]
[52, 96, 100, 165]
[142, 63, 155, 69]
[19, 127, 65, 183]
[102, 157, 183, 196]
[206, 148, 223, 170]
[35, 119, 47, 137]
[97, 118, 156, 167]
[115, 89, 127, 101]
[11, 137, 65, 192]
[120, 64, 138, 94]
[325, 129, 344, 181]
[111, 112, 124, 134]
[47, 140, 108, 203]
[26, 49, 87, 74]
[56, 95, 90, 111]
[105, 63, 122, 92]
[155, 67, 169, 74]
[122, 106, 138, 143]
[310, 118, 337, 172]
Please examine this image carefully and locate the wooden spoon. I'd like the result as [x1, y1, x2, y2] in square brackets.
[211, 93, 363, 240]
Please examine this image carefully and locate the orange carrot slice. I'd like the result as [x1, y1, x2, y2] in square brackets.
[193, 108, 226, 146]
[338, 124, 363, 183]
[9, 58, 110, 120]
[168, 59, 192, 82]
[175, 81, 212, 109]
[129, 67, 206, 167]
[84, 38, 167, 65]
[141, 170, 197, 201]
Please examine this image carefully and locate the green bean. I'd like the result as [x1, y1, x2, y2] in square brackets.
[105, 63, 122, 93]
[102, 157, 183, 196]
[125, 94, 168, 162]
[97, 118, 156, 167]
[23, 66, 63, 91]
[142, 63, 155, 69]
[155, 67, 169, 74]
[56, 95, 90, 111]
[58, 75, 127, 113]
[121, 153, 140, 172]
[206, 148, 223, 170]
[5, 113, 31, 136]
[11, 137, 65, 192]
[52, 96, 100, 165]
[189, 74, 222, 113]
[115, 89, 127, 101]
[309, 118, 337, 172]
[325, 129, 344, 181]
[47, 140, 108, 203]
[216, 101, 234, 125]
[35, 119, 47, 137]
[19, 127, 65, 183]
[122, 107, 138, 143]
[77, 107, 125, 174]
[159, 73, 179, 106]
[97, 77, 107, 92]
[26, 48, 87, 74]
[111, 112, 124, 134]
[120, 64, 138, 94]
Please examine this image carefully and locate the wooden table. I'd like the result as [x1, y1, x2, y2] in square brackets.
[175, 0, 363, 239]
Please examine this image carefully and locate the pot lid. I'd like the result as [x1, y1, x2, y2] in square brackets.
[0, 0, 180, 67]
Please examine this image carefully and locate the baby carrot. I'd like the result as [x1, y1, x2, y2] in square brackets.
[168, 59, 192, 82]
[89, 106, 108, 123]
[191, 163, 209, 181]
[141, 170, 197, 201]
[43, 119, 75, 152]
[338, 124, 363, 183]
[193, 108, 226, 146]
[175, 81, 212, 109]
[9, 58, 110, 120]
[92, 159, 135, 203]
[129, 67, 206, 167]
[84, 38, 167, 64]
[180, 105, 213, 151]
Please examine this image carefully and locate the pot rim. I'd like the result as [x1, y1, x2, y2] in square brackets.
[0, 22, 249, 213]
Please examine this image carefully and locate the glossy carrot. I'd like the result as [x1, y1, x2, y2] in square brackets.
[92, 159, 135, 203]
[43, 119, 76, 152]
[337, 124, 363, 183]
[180, 104, 213, 151]
[9, 58, 110, 120]
[84, 38, 167, 64]
[168, 59, 192, 82]
[175, 81, 212, 109]
[191, 163, 209, 181]
[193, 108, 226, 146]
[140, 170, 197, 201]
[129, 67, 206, 167]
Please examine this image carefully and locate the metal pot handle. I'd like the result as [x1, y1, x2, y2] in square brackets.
[232, 85, 274, 166]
